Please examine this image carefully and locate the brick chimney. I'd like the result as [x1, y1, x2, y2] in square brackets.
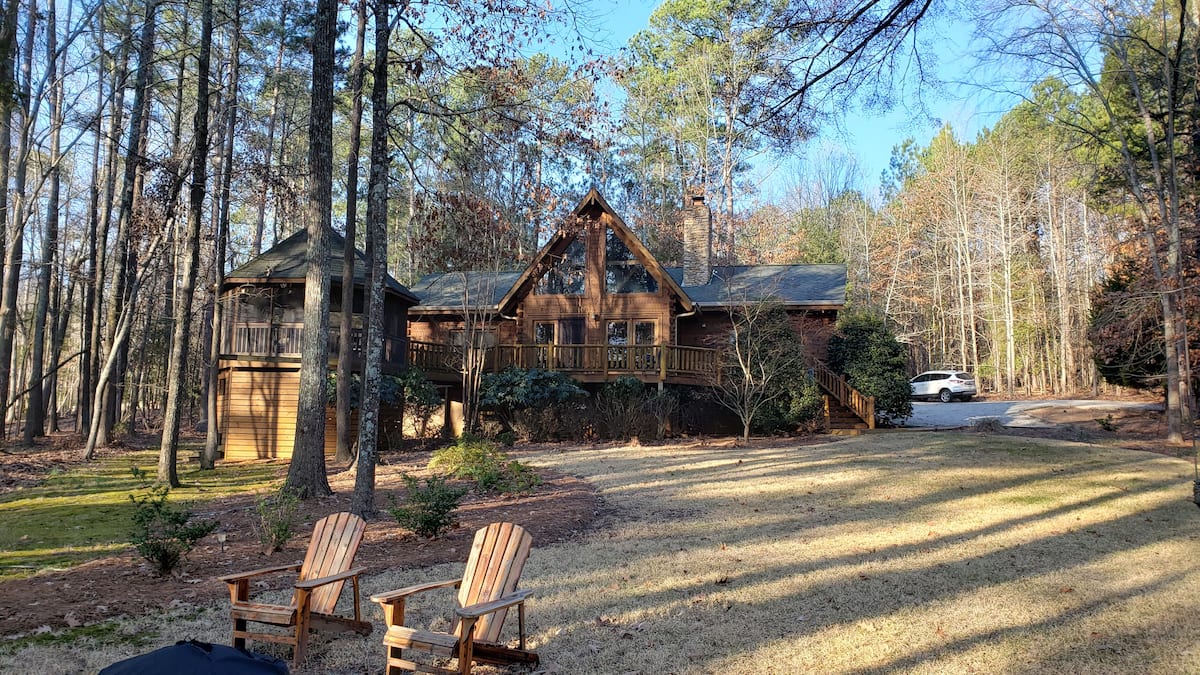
[682, 192, 712, 286]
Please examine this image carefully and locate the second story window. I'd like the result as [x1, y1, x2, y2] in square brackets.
[605, 228, 657, 294]
[535, 235, 586, 295]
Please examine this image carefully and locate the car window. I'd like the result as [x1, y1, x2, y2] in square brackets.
[913, 374, 929, 382]
[955, 372, 973, 380]
[930, 372, 949, 381]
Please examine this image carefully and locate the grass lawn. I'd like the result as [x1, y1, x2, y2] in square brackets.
[0, 448, 284, 580]
[3, 432, 1199, 673]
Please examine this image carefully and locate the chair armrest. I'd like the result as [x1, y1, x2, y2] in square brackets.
[370, 579, 459, 604]
[294, 566, 366, 591]
[217, 562, 303, 584]
[454, 589, 533, 620]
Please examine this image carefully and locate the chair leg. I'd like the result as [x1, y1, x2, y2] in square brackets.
[457, 620, 477, 675]
[293, 590, 312, 667]
[232, 618, 247, 650]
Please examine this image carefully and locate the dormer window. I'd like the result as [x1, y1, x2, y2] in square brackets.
[605, 228, 657, 294]
[535, 235, 586, 295]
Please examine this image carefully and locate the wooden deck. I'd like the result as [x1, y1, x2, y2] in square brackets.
[408, 340, 717, 386]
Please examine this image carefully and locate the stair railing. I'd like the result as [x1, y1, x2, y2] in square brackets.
[812, 361, 875, 430]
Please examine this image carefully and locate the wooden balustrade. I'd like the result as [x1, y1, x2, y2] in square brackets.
[224, 322, 404, 365]
[812, 360, 875, 429]
[406, 340, 718, 384]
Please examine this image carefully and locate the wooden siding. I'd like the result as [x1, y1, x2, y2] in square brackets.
[218, 367, 354, 461]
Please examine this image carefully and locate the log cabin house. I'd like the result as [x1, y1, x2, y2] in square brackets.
[215, 229, 419, 460]
[407, 189, 870, 432]
[215, 190, 873, 458]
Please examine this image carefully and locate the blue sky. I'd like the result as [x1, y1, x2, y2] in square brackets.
[586, 0, 1021, 201]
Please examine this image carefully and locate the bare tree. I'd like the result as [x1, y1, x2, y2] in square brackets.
[707, 286, 805, 442]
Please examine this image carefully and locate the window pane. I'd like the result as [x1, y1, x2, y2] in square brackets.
[535, 236, 586, 295]
[607, 321, 628, 345]
[605, 228, 658, 294]
[634, 322, 655, 345]
[534, 322, 554, 344]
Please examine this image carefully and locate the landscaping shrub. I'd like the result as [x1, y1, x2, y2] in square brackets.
[480, 367, 586, 441]
[641, 389, 679, 440]
[430, 436, 542, 494]
[254, 486, 300, 554]
[129, 485, 217, 576]
[753, 373, 825, 434]
[388, 474, 467, 538]
[595, 376, 647, 439]
[827, 311, 913, 421]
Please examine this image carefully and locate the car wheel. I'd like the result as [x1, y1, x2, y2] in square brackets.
[938, 389, 952, 403]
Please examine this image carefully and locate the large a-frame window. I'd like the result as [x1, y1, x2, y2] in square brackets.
[535, 235, 586, 295]
[605, 227, 657, 294]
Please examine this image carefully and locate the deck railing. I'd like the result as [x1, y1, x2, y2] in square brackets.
[224, 322, 405, 366]
[812, 360, 875, 429]
[408, 341, 718, 383]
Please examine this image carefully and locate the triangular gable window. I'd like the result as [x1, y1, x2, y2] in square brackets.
[605, 227, 657, 294]
[534, 233, 586, 295]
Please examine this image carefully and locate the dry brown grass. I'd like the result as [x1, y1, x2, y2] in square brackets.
[4, 433, 1200, 674]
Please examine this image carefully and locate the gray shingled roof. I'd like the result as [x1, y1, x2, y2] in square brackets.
[409, 264, 845, 310]
[226, 228, 419, 304]
[409, 271, 523, 311]
[666, 264, 846, 307]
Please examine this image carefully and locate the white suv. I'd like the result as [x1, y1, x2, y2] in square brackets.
[910, 371, 977, 402]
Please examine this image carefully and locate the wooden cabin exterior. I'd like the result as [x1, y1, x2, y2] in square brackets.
[216, 229, 419, 460]
[407, 190, 846, 392]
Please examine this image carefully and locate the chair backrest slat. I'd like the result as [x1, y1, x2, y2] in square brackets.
[293, 512, 365, 614]
[455, 522, 532, 643]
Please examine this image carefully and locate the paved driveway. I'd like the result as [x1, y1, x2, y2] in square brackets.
[904, 399, 1162, 428]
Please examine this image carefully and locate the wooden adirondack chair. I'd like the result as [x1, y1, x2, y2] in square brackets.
[217, 511, 372, 666]
[371, 522, 538, 675]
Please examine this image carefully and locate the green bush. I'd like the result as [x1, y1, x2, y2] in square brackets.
[480, 368, 586, 441]
[751, 372, 825, 434]
[430, 436, 542, 495]
[389, 474, 467, 538]
[129, 485, 217, 576]
[254, 486, 300, 554]
[827, 311, 913, 421]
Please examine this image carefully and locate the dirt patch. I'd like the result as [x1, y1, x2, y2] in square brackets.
[0, 441, 602, 637]
[1003, 404, 1195, 457]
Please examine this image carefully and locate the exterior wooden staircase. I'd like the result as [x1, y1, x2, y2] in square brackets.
[812, 361, 875, 435]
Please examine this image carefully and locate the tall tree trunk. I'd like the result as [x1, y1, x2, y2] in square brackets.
[0, 0, 20, 440]
[203, 0, 240, 469]
[351, 0, 393, 518]
[336, 0, 368, 465]
[285, 0, 335, 499]
[83, 22, 130, 435]
[159, 0, 213, 486]
[0, 1, 39, 438]
[99, 0, 160, 446]
[26, 0, 63, 442]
